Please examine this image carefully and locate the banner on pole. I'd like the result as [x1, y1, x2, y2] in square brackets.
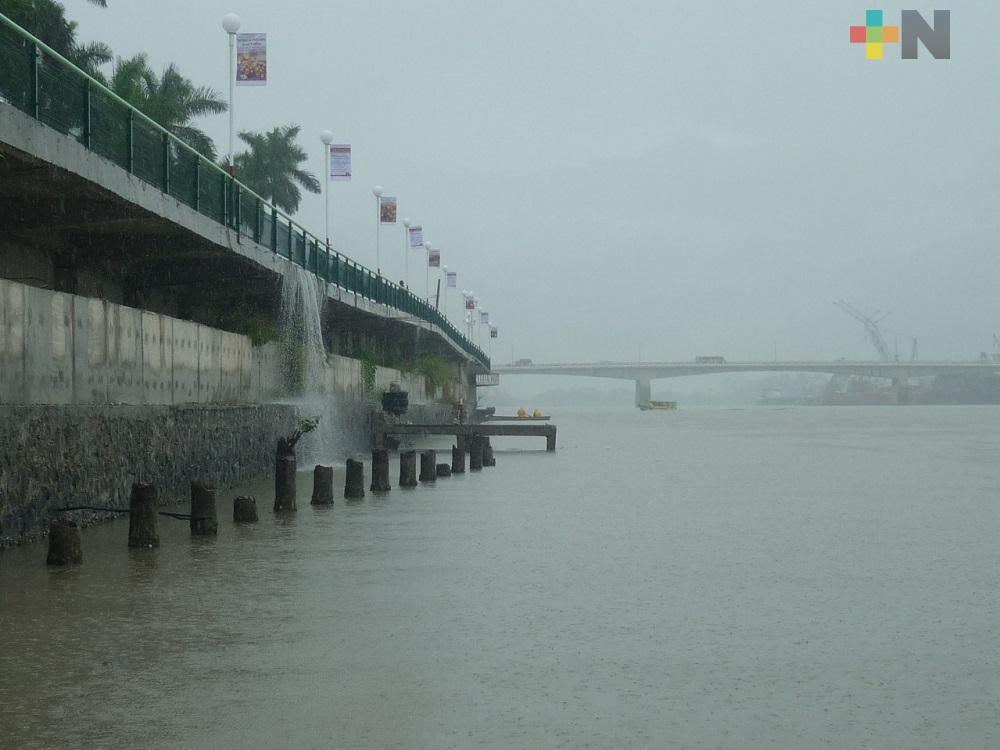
[408, 225, 423, 248]
[235, 33, 267, 85]
[446, 271, 457, 288]
[428, 249, 441, 268]
[490, 326, 498, 339]
[480, 311, 489, 324]
[465, 296, 475, 310]
[379, 196, 397, 224]
[329, 144, 351, 180]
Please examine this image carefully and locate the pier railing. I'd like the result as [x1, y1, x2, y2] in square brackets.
[0, 13, 489, 369]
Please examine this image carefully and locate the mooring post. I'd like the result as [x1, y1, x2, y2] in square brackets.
[233, 495, 259, 523]
[419, 450, 437, 482]
[469, 435, 484, 472]
[274, 455, 297, 512]
[451, 444, 465, 474]
[190, 481, 219, 536]
[311, 465, 334, 506]
[46, 519, 82, 565]
[344, 458, 365, 499]
[128, 482, 159, 548]
[546, 427, 557, 452]
[483, 440, 496, 467]
[456, 432, 468, 453]
[370, 449, 391, 492]
[399, 450, 418, 487]
[436, 463, 452, 478]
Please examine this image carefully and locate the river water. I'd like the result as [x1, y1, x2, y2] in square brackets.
[2, 406, 999, 749]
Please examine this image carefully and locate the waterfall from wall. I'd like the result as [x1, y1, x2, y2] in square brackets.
[277, 262, 341, 466]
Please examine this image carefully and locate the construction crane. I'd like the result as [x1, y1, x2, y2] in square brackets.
[835, 300, 892, 361]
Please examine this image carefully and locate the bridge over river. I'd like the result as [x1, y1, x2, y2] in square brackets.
[493, 361, 1000, 408]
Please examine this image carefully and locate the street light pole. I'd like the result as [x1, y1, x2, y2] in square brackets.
[442, 264, 449, 322]
[402, 218, 412, 289]
[222, 13, 241, 175]
[424, 242, 433, 303]
[320, 130, 333, 247]
[372, 185, 383, 274]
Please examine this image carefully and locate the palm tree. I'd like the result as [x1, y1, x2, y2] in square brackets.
[0, 0, 112, 75]
[109, 53, 226, 158]
[233, 125, 320, 214]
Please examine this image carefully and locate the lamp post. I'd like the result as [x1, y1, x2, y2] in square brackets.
[372, 185, 383, 274]
[222, 13, 241, 175]
[442, 264, 449, 321]
[424, 242, 433, 303]
[320, 130, 333, 247]
[402, 217, 412, 290]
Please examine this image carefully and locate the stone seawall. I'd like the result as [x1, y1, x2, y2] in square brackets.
[0, 404, 296, 547]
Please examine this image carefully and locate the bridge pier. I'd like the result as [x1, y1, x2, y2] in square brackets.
[634, 378, 651, 410]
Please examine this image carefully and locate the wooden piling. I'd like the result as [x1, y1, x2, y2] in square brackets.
[311, 465, 334, 506]
[483, 444, 496, 467]
[451, 444, 465, 474]
[469, 435, 484, 472]
[546, 427, 557, 452]
[274, 455, 297, 512]
[128, 482, 159, 548]
[399, 450, 418, 487]
[190, 481, 219, 536]
[46, 519, 82, 565]
[419, 450, 437, 482]
[436, 463, 452, 478]
[345, 458, 365, 499]
[233, 495, 259, 523]
[370, 449, 391, 492]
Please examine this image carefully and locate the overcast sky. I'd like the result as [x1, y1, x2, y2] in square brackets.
[63, 0, 1000, 364]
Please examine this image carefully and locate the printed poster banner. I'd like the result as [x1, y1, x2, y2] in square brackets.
[236, 33, 267, 85]
[446, 271, 457, 288]
[329, 144, 351, 180]
[480, 311, 489, 324]
[408, 225, 424, 248]
[379, 196, 397, 224]
[428, 249, 441, 268]
[490, 326, 498, 339]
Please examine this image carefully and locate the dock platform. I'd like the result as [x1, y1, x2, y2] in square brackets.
[376, 422, 556, 451]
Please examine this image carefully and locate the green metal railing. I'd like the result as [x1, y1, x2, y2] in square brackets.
[0, 13, 490, 368]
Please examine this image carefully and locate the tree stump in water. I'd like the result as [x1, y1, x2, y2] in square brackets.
[398, 451, 417, 487]
[451, 444, 465, 474]
[344, 458, 365, 499]
[190, 481, 218, 536]
[311, 465, 334, 506]
[233, 495, 259, 523]
[419, 450, 437, 483]
[469, 435, 484, 472]
[46, 519, 82, 565]
[274, 455, 297, 512]
[128, 482, 159, 548]
[436, 463, 452, 478]
[370, 449, 391, 492]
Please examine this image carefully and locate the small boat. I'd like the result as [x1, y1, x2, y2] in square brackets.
[640, 400, 677, 411]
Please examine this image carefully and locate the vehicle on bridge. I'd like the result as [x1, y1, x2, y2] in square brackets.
[514, 358, 533, 366]
[695, 356, 725, 364]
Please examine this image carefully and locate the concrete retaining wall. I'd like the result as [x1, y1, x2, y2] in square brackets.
[0, 278, 451, 408]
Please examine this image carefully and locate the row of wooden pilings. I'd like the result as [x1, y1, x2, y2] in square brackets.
[45, 435, 497, 566]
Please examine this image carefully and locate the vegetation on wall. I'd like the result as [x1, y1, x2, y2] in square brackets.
[358, 349, 377, 395]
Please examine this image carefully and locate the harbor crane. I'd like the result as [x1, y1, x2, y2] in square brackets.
[835, 300, 892, 362]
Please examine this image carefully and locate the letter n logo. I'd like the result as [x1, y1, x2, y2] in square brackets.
[901, 10, 950, 59]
